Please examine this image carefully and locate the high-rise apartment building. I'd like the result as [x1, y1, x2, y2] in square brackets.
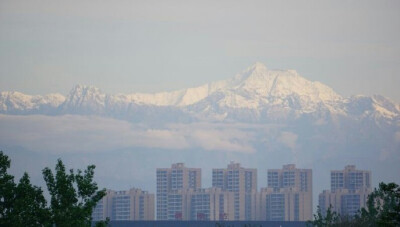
[267, 164, 312, 193]
[92, 189, 114, 222]
[156, 163, 201, 220]
[256, 187, 311, 221]
[92, 188, 154, 221]
[319, 165, 371, 217]
[330, 165, 371, 191]
[212, 162, 257, 220]
[166, 187, 235, 221]
[257, 164, 312, 221]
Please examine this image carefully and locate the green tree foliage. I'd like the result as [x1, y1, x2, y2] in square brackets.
[42, 159, 106, 226]
[308, 205, 340, 227]
[0, 151, 50, 226]
[310, 182, 400, 227]
[1, 151, 107, 226]
[358, 182, 400, 226]
[94, 217, 110, 227]
[0, 151, 16, 225]
[10, 173, 51, 226]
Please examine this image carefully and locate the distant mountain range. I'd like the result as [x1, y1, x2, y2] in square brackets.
[2, 62, 400, 205]
[1, 62, 399, 125]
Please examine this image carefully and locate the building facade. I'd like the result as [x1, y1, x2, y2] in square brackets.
[156, 163, 201, 220]
[257, 164, 312, 221]
[212, 162, 257, 220]
[166, 187, 235, 221]
[92, 188, 154, 221]
[319, 165, 372, 217]
[92, 189, 114, 222]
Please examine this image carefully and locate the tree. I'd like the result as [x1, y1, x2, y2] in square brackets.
[358, 182, 400, 226]
[9, 173, 51, 226]
[42, 159, 106, 226]
[0, 151, 15, 225]
[308, 205, 341, 227]
[310, 182, 400, 227]
[94, 217, 110, 227]
[0, 151, 50, 226]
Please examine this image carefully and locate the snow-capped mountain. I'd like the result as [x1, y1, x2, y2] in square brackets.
[0, 91, 65, 114]
[2, 63, 399, 200]
[0, 62, 399, 124]
[115, 62, 344, 111]
[59, 85, 106, 114]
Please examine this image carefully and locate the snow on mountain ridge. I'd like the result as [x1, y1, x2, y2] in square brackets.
[0, 62, 398, 122]
[59, 84, 106, 114]
[0, 91, 65, 112]
[65, 84, 106, 106]
[0, 63, 343, 111]
[170, 63, 345, 113]
[123, 62, 343, 110]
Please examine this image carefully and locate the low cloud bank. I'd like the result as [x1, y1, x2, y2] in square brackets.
[0, 114, 255, 154]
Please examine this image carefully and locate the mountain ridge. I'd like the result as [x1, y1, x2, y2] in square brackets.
[2, 63, 399, 206]
[0, 63, 399, 123]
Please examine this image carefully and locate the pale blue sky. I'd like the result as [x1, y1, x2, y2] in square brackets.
[1, 0, 399, 102]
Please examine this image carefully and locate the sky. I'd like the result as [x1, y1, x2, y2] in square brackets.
[0, 0, 399, 102]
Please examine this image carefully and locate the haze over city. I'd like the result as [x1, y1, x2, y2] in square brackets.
[0, 0, 399, 224]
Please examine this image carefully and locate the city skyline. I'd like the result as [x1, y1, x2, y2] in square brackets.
[3, 61, 398, 207]
[319, 165, 372, 218]
[93, 163, 371, 221]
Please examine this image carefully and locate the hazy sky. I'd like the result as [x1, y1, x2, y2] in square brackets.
[1, 0, 399, 102]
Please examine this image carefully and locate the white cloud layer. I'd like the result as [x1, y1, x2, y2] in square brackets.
[0, 114, 255, 154]
[278, 131, 298, 150]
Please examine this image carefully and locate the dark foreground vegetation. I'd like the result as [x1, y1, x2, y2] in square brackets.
[0, 151, 108, 227]
[1, 150, 399, 226]
[308, 183, 400, 226]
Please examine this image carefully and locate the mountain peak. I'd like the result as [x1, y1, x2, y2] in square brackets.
[0, 63, 399, 122]
[243, 62, 268, 76]
[250, 62, 268, 71]
[67, 84, 104, 100]
[71, 84, 100, 92]
[60, 84, 106, 113]
[230, 62, 270, 85]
